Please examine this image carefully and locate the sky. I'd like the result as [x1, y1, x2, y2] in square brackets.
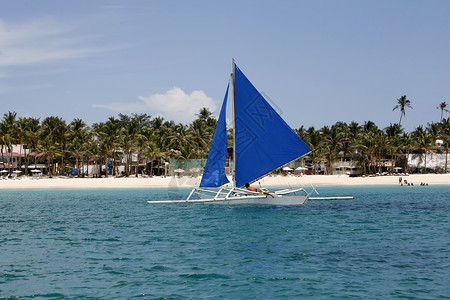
[1, 0, 450, 132]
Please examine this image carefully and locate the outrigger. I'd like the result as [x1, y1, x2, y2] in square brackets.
[148, 186, 316, 205]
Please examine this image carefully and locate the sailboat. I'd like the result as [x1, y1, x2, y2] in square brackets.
[148, 60, 315, 205]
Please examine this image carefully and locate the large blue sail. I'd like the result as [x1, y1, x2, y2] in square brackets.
[199, 84, 230, 187]
[234, 64, 311, 187]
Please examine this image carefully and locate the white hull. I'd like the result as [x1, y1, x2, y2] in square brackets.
[203, 194, 310, 206]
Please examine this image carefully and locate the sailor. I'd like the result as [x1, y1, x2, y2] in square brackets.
[245, 183, 274, 197]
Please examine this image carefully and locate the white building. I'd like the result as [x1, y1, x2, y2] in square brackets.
[407, 153, 449, 171]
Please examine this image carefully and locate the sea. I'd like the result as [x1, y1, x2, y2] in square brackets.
[1, 185, 449, 299]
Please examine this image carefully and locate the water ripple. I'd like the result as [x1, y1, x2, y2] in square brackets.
[0, 186, 449, 299]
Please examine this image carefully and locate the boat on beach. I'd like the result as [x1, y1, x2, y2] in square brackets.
[148, 60, 315, 205]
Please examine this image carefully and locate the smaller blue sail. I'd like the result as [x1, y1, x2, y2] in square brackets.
[199, 84, 230, 187]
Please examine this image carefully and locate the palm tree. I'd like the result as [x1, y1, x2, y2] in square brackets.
[196, 107, 213, 121]
[135, 133, 150, 176]
[24, 118, 42, 171]
[411, 126, 434, 173]
[41, 117, 67, 175]
[15, 117, 29, 171]
[93, 121, 118, 178]
[55, 119, 68, 175]
[322, 146, 338, 175]
[320, 125, 342, 175]
[438, 117, 450, 173]
[384, 123, 403, 138]
[168, 123, 188, 156]
[363, 120, 379, 133]
[68, 118, 89, 177]
[2, 111, 17, 176]
[373, 131, 389, 171]
[131, 113, 151, 176]
[427, 122, 441, 142]
[304, 126, 323, 174]
[348, 121, 361, 141]
[188, 119, 209, 158]
[38, 137, 58, 177]
[356, 130, 378, 174]
[437, 102, 449, 122]
[150, 116, 164, 130]
[400, 133, 414, 173]
[17, 117, 40, 175]
[384, 123, 403, 170]
[104, 117, 122, 176]
[0, 122, 8, 170]
[392, 95, 412, 126]
[118, 115, 141, 176]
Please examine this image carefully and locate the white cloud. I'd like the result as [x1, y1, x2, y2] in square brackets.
[93, 87, 217, 124]
[0, 18, 110, 67]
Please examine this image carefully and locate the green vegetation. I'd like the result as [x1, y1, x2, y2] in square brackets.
[296, 119, 449, 175]
[1, 96, 449, 176]
[437, 102, 449, 122]
[392, 95, 413, 126]
[0, 111, 217, 177]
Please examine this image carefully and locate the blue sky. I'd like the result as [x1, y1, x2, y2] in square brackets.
[1, 0, 450, 132]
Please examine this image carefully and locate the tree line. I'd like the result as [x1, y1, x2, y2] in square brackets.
[297, 97, 449, 174]
[0, 108, 217, 177]
[1, 97, 449, 177]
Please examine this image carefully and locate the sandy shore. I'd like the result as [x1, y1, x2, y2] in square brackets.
[0, 174, 448, 190]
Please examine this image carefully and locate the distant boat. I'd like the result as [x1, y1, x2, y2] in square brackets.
[149, 60, 315, 205]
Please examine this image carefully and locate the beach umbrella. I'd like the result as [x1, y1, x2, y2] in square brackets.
[296, 166, 308, 170]
[174, 169, 185, 176]
[282, 167, 293, 171]
[31, 170, 41, 173]
[394, 167, 402, 170]
[0, 170, 8, 173]
[13, 170, 22, 173]
[189, 168, 200, 177]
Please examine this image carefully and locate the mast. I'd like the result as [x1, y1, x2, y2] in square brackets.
[231, 58, 236, 187]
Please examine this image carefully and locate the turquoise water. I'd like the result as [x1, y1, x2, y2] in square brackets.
[1, 185, 449, 299]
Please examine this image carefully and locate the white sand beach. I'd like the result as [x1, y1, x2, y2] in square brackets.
[0, 174, 448, 190]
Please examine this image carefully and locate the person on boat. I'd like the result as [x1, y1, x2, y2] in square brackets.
[245, 183, 274, 197]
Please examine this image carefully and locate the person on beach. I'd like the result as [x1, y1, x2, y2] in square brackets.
[399, 176, 402, 184]
[245, 183, 274, 197]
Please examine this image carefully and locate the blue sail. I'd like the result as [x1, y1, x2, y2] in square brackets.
[234, 64, 311, 187]
[199, 84, 230, 187]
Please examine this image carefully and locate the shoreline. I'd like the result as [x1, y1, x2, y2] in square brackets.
[0, 174, 448, 190]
